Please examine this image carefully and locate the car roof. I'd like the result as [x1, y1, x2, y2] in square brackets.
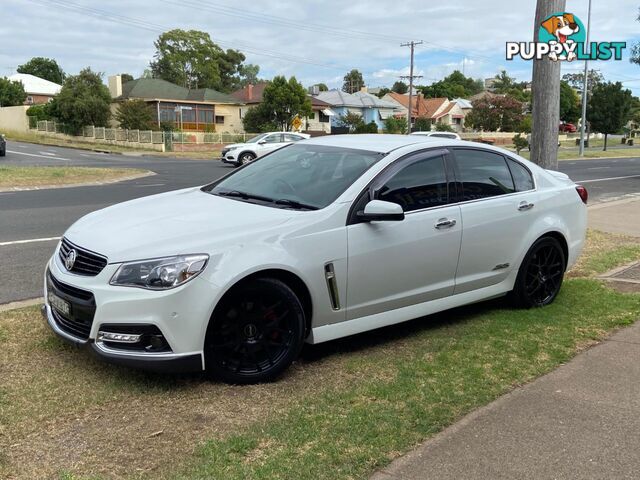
[302, 134, 452, 153]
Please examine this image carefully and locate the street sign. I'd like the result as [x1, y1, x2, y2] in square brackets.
[291, 115, 303, 131]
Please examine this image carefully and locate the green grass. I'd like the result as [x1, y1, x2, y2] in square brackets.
[180, 279, 639, 480]
[582, 245, 640, 276]
[0, 166, 149, 188]
[3, 129, 159, 153]
[515, 147, 640, 161]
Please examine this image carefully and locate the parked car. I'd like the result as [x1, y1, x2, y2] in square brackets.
[410, 131, 461, 140]
[220, 132, 310, 166]
[559, 122, 577, 133]
[44, 135, 587, 383]
[0, 134, 6, 156]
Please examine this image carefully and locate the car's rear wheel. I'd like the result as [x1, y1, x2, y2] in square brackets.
[511, 236, 566, 308]
[239, 152, 255, 166]
[0, 149, 5, 157]
[205, 278, 306, 384]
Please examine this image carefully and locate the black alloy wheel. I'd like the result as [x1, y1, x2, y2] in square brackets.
[511, 237, 566, 308]
[205, 278, 306, 384]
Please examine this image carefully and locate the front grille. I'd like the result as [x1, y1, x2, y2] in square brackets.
[47, 270, 96, 341]
[58, 237, 108, 276]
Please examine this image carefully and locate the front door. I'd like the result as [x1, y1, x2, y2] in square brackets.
[256, 133, 286, 157]
[346, 150, 462, 320]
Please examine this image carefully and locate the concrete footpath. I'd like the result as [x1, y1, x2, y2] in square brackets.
[372, 199, 640, 480]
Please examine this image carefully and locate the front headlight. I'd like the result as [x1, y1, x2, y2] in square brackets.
[226, 145, 239, 151]
[109, 254, 209, 290]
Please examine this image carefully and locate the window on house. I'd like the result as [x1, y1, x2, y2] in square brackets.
[215, 116, 225, 124]
[26, 96, 33, 104]
[319, 111, 330, 123]
[198, 109, 214, 124]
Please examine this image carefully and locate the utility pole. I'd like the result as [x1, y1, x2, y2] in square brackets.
[530, 0, 565, 170]
[401, 40, 423, 133]
[578, 0, 593, 156]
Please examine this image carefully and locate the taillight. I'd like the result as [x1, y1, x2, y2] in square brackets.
[575, 185, 588, 204]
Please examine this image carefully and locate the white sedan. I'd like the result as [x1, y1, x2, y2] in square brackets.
[220, 131, 309, 166]
[43, 135, 587, 383]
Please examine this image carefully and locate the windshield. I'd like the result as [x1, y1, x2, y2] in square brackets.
[205, 144, 384, 210]
[245, 133, 269, 143]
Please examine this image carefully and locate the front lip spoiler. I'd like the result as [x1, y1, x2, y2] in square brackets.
[41, 304, 203, 373]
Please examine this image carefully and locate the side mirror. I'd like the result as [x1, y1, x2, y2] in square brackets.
[257, 140, 267, 145]
[357, 200, 404, 222]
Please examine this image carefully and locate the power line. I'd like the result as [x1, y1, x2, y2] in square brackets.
[400, 40, 423, 133]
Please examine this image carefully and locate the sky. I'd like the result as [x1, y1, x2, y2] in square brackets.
[2, 0, 639, 94]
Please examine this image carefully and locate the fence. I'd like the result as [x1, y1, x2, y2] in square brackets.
[34, 121, 259, 151]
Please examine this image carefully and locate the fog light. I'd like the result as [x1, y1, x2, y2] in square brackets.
[97, 331, 142, 343]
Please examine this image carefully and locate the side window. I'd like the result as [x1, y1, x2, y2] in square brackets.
[284, 134, 302, 142]
[507, 158, 534, 191]
[454, 149, 515, 201]
[263, 134, 282, 143]
[377, 156, 448, 212]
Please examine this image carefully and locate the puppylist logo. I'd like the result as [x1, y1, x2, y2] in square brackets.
[507, 12, 626, 62]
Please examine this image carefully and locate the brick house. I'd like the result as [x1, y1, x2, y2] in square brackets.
[8, 73, 61, 105]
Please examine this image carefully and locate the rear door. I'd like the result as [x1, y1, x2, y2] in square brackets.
[346, 149, 462, 319]
[451, 148, 539, 293]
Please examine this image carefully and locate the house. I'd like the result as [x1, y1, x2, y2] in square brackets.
[382, 92, 468, 132]
[108, 75, 244, 132]
[8, 73, 61, 105]
[312, 89, 399, 132]
[231, 82, 335, 134]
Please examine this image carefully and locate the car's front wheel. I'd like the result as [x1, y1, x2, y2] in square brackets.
[205, 278, 306, 384]
[511, 236, 566, 308]
[238, 152, 256, 166]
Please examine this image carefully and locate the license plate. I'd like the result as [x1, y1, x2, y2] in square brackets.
[48, 292, 71, 316]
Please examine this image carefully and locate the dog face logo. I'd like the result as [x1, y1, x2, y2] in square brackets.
[539, 12, 584, 61]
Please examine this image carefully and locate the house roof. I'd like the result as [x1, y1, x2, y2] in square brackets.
[433, 102, 456, 119]
[385, 92, 448, 119]
[469, 91, 505, 103]
[8, 73, 61, 96]
[230, 82, 268, 104]
[314, 90, 398, 109]
[119, 78, 240, 104]
[453, 98, 473, 109]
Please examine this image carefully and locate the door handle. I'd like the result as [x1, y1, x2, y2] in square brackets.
[518, 201, 534, 211]
[435, 218, 457, 229]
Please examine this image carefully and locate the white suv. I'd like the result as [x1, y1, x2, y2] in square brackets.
[221, 132, 310, 166]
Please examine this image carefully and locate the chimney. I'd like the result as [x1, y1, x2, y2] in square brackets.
[247, 84, 254, 101]
[108, 75, 122, 98]
[360, 86, 368, 93]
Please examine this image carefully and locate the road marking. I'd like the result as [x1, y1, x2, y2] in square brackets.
[38, 151, 58, 156]
[577, 174, 640, 184]
[134, 183, 165, 187]
[587, 166, 610, 170]
[7, 150, 70, 161]
[0, 236, 60, 247]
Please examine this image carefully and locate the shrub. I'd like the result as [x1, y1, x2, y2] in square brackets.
[384, 116, 408, 134]
[513, 133, 529, 154]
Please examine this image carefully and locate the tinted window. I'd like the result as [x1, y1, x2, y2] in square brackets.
[454, 149, 515, 201]
[430, 133, 457, 139]
[284, 134, 303, 142]
[507, 158, 534, 191]
[378, 156, 448, 212]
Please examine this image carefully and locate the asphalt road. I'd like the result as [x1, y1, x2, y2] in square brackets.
[1, 140, 639, 304]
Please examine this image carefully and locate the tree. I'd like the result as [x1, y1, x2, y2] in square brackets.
[26, 103, 54, 122]
[51, 68, 112, 134]
[0, 77, 27, 106]
[562, 70, 603, 92]
[150, 29, 247, 92]
[392, 81, 408, 94]
[413, 116, 431, 132]
[338, 112, 365, 133]
[115, 99, 154, 130]
[465, 95, 524, 132]
[237, 64, 260, 87]
[17, 57, 65, 84]
[120, 73, 134, 83]
[513, 134, 528, 154]
[435, 122, 455, 132]
[342, 69, 364, 93]
[418, 70, 483, 99]
[631, 8, 640, 65]
[242, 76, 312, 132]
[491, 70, 517, 93]
[316, 83, 328, 92]
[530, 0, 565, 169]
[383, 116, 408, 134]
[375, 87, 391, 98]
[588, 82, 633, 151]
[559, 81, 581, 123]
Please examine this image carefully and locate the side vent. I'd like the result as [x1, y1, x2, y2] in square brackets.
[324, 263, 341, 310]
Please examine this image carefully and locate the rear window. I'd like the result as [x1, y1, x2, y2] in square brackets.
[454, 149, 515, 200]
[507, 158, 534, 191]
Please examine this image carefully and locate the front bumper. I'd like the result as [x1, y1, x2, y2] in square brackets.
[43, 251, 214, 373]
